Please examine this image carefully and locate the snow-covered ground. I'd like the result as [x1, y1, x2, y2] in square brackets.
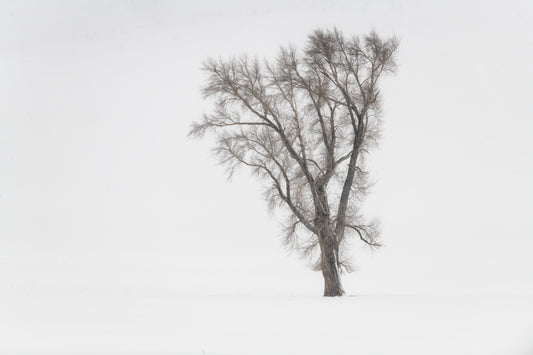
[2, 286, 533, 355]
[2, 1, 533, 354]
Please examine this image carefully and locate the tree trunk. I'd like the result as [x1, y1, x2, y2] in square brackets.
[320, 241, 344, 296]
[315, 181, 344, 296]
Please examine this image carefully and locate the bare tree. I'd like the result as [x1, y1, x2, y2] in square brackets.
[190, 28, 398, 296]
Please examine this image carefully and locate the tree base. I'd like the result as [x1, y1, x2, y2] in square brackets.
[323, 288, 344, 297]
[322, 267, 344, 297]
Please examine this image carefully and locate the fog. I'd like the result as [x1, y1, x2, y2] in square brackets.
[1, 0, 533, 299]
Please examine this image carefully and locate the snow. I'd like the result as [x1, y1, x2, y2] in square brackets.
[2, 287, 533, 355]
[2, 1, 533, 354]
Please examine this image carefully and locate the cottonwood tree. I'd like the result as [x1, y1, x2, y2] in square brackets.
[191, 28, 398, 296]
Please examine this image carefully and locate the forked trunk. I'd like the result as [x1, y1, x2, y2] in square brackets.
[320, 240, 344, 296]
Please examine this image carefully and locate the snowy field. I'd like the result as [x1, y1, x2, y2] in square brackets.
[3, 1, 533, 355]
[2, 286, 533, 355]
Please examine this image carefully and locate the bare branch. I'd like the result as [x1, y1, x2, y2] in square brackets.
[191, 28, 398, 296]
[345, 223, 382, 248]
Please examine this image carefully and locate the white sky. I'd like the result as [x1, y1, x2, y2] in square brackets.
[1, 0, 533, 296]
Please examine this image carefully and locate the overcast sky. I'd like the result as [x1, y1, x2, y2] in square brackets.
[1, 0, 533, 296]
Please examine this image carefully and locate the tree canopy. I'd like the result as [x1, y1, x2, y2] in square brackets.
[191, 28, 398, 296]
